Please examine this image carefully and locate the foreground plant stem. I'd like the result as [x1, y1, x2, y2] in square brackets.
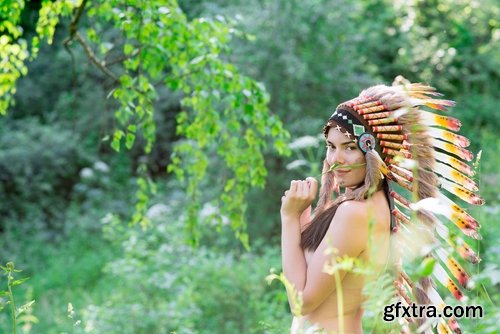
[8, 281, 16, 334]
[2, 263, 18, 334]
[333, 269, 344, 334]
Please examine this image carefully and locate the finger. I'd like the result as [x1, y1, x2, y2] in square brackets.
[306, 176, 319, 197]
[294, 180, 302, 196]
[290, 180, 298, 193]
[284, 190, 289, 197]
[300, 180, 309, 197]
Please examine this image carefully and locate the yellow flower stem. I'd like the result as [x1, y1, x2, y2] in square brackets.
[334, 268, 344, 334]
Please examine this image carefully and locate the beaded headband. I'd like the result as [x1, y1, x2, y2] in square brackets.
[324, 105, 381, 156]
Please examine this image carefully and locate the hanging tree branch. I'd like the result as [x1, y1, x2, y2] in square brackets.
[69, 0, 88, 38]
[74, 32, 119, 83]
[63, 0, 119, 83]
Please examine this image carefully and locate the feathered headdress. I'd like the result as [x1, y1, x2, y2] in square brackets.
[319, 76, 483, 333]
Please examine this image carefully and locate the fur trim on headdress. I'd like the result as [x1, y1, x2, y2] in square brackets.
[364, 148, 387, 197]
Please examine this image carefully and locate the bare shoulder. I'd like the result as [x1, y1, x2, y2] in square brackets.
[334, 192, 390, 231]
[335, 200, 370, 222]
[321, 200, 372, 256]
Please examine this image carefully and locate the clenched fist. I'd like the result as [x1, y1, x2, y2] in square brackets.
[280, 177, 318, 219]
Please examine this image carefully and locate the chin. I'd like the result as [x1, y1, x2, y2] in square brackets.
[337, 177, 364, 189]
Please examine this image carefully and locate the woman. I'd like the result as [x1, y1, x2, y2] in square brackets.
[280, 97, 392, 333]
[280, 79, 483, 333]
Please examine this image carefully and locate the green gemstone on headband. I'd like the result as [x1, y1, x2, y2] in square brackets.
[348, 119, 353, 124]
[353, 124, 365, 136]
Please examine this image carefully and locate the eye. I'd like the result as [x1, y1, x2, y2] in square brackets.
[346, 145, 356, 151]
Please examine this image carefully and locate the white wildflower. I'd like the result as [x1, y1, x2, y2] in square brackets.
[146, 203, 170, 219]
[286, 159, 308, 170]
[289, 135, 320, 150]
[200, 203, 229, 225]
[93, 161, 109, 173]
[80, 168, 94, 179]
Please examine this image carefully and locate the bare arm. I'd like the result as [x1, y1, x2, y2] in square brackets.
[299, 205, 312, 232]
[281, 213, 307, 312]
[280, 178, 318, 314]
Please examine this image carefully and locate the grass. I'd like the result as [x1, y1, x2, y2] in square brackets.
[0, 227, 119, 333]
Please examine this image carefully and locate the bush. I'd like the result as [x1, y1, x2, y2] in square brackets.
[0, 118, 91, 232]
[78, 206, 290, 334]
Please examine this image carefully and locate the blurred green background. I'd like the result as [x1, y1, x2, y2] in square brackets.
[0, 0, 498, 333]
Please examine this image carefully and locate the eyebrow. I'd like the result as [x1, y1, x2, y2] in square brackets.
[326, 140, 356, 146]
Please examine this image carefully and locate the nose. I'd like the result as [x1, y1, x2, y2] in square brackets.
[327, 147, 344, 166]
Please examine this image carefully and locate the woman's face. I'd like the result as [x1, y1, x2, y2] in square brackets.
[325, 128, 367, 189]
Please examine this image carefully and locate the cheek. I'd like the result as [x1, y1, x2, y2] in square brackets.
[347, 151, 366, 164]
[356, 167, 367, 179]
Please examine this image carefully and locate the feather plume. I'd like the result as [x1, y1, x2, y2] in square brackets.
[389, 165, 414, 182]
[438, 193, 480, 228]
[389, 171, 413, 192]
[352, 100, 381, 109]
[377, 133, 408, 141]
[412, 196, 480, 237]
[368, 117, 399, 126]
[435, 248, 470, 288]
[372, 125, 404, 132]
[434, 221, 480, 263]
[437, 320, 454, 334]
[380, 140, 405, 150]
[427, 127, 470, 148]
[432, 264, 465, 301]
[439, 178, 485, 205]
[383, 147, 412, 159]
[431, 139, 473, 162]
[434, 162, 478, 192]
[357, 105, 386, 114]
[362, 111, 393, 120]
[420, 99, 456, 111]
[419, 110, 462, 131]
[392, 207, 411, 224]
[434, 151, 474, 176]
[390, 190, 411, 209]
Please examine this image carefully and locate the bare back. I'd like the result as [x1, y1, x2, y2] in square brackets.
[295, 190, 391, 333]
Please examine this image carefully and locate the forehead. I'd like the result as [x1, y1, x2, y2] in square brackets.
[326, 128, 355, 143]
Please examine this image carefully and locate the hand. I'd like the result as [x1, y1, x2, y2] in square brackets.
[281, 177, 318, 219]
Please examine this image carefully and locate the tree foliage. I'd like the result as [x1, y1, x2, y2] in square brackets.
[0, 0, 290, 246]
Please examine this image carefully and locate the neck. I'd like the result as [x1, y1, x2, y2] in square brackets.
[344, 187, 355, 196]
[343, 182, 365, 196]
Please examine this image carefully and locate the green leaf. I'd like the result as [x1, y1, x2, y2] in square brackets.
[124, 43, 134, 56]
[111, 130, 123, 152]
[11, 277, 30, 287]
[125, 133, 135, 149]
[190, 55, 205, 65]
